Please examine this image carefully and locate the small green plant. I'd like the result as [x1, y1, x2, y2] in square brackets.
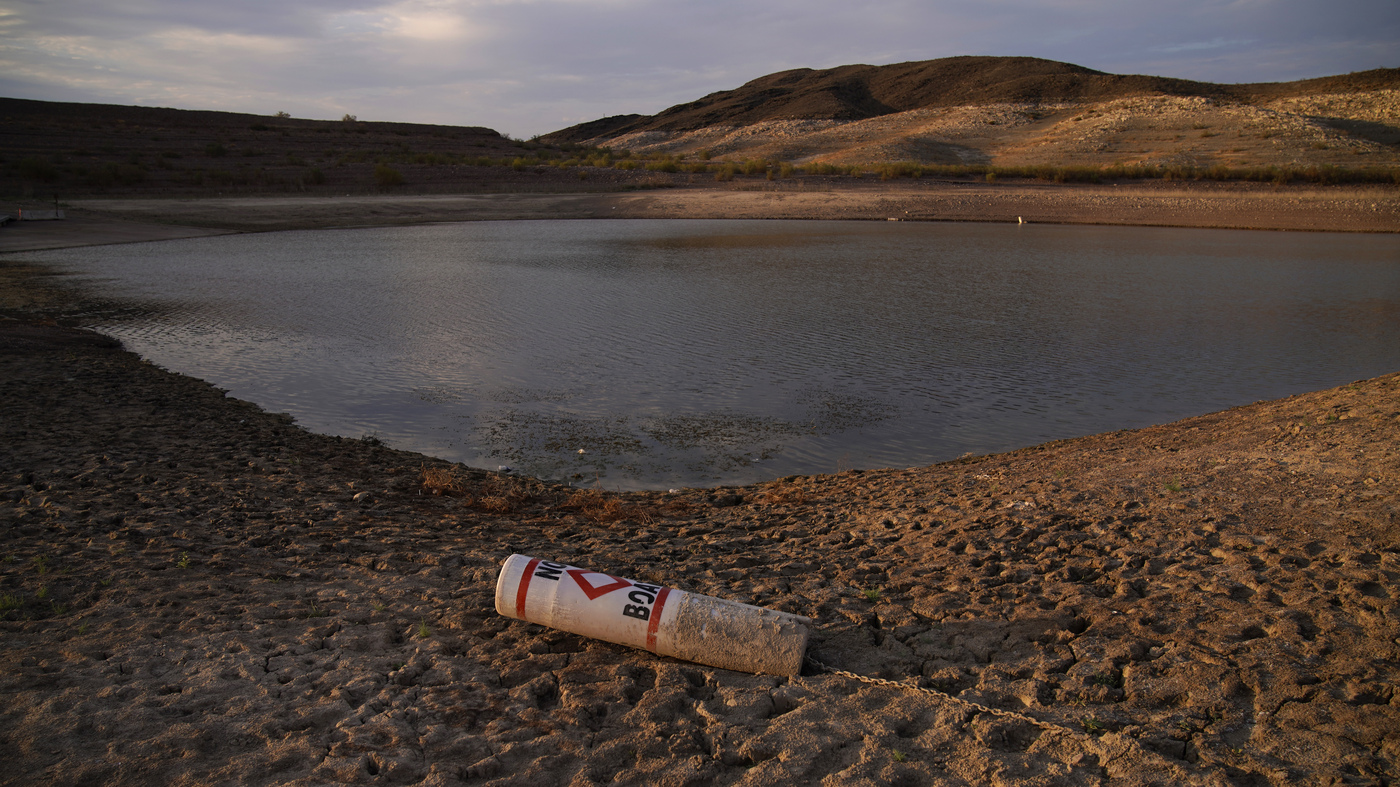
[1092, 673, 1121, 688]
[36, 586, 49, 600]
[307, 603, 328, 619]
[1164, 478, 1183, 493]
[51, 602, 68, 616]
[861, 587, 883, 603]
[77, 621, 89, 635]
[417, 620, 432, 638]
[1081, 715, 1106, 734]
[374, 164, 404, 188]
[0, 594, 22, 613]
[176, 552, 191, 569]
[33, 556, 49, 575]
[372, 601, 386, 612]
[891, 749, 907, 763]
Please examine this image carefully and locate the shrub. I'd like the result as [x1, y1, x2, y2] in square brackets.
[877, 162, 924, 180]
[373, 164, 404, 188]
[18, 156, 58, 182]
[740, 159, 768, 176]
[205, 142, 228, 158]
[83, 163, 145, 187]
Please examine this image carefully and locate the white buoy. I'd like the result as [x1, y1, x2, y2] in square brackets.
[495, 554, 811, 675]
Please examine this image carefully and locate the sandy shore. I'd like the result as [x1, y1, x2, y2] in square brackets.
[2, 194, 1398, 786]
[2, 181, 1397, 253]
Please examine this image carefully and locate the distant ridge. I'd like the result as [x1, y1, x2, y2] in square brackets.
[541, 56, 1400, 143]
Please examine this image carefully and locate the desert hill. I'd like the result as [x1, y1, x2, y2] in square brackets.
[541, 56, 1400, 171]
[0, 98, 635, 199]
[5, 56, 1398, 201]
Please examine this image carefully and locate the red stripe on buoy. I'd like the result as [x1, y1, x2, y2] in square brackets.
[516, 557, 541, 618]
[646, 587, 672, 652]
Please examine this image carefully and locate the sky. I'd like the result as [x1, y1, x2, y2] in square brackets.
[1, 0, 1396, 138]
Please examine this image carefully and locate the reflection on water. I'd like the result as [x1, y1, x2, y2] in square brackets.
[15, 219, 1400, 490]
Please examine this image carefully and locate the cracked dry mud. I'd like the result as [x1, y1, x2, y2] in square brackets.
[1, 314, 1398, 786]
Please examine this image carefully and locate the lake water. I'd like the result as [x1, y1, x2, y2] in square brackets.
[16, 219, 1400, 490]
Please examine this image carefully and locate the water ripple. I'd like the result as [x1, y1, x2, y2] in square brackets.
[13, 219, 1400, 489]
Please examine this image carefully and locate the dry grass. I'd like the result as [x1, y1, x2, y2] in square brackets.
[419, 465, 471, 498]
[759, 479, 808, 506]
[418, 465, 534, 514]
[476, 475, 534, 515]
[560, 488, 654, 525]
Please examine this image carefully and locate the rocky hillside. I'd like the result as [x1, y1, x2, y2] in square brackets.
[541, 57, 1400, 171]
[0, 99, 628, 199]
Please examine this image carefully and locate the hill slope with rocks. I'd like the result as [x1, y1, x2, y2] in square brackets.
[541, 57, 1400, 171]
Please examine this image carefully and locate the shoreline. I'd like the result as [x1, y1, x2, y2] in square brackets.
[2, 181, 1397, 253]
[2, 204, 1399, 785]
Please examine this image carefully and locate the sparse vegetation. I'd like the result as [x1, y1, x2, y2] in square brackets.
[560, 488, 653, 525]
[420, 465, 472, 497]
[759, 479, 807, 505]
[373, 163, 404, 188]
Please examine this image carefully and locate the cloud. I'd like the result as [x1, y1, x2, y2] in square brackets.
[0, 0, 1395, 136]
[1153, 38, 1257, 55]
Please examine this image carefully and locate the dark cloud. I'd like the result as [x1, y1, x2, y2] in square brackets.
[0, 0, 1394, 136]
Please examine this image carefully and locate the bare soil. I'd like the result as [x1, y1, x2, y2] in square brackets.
[0, 178, 1396, 252]
[1, 209, 1398, 785]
